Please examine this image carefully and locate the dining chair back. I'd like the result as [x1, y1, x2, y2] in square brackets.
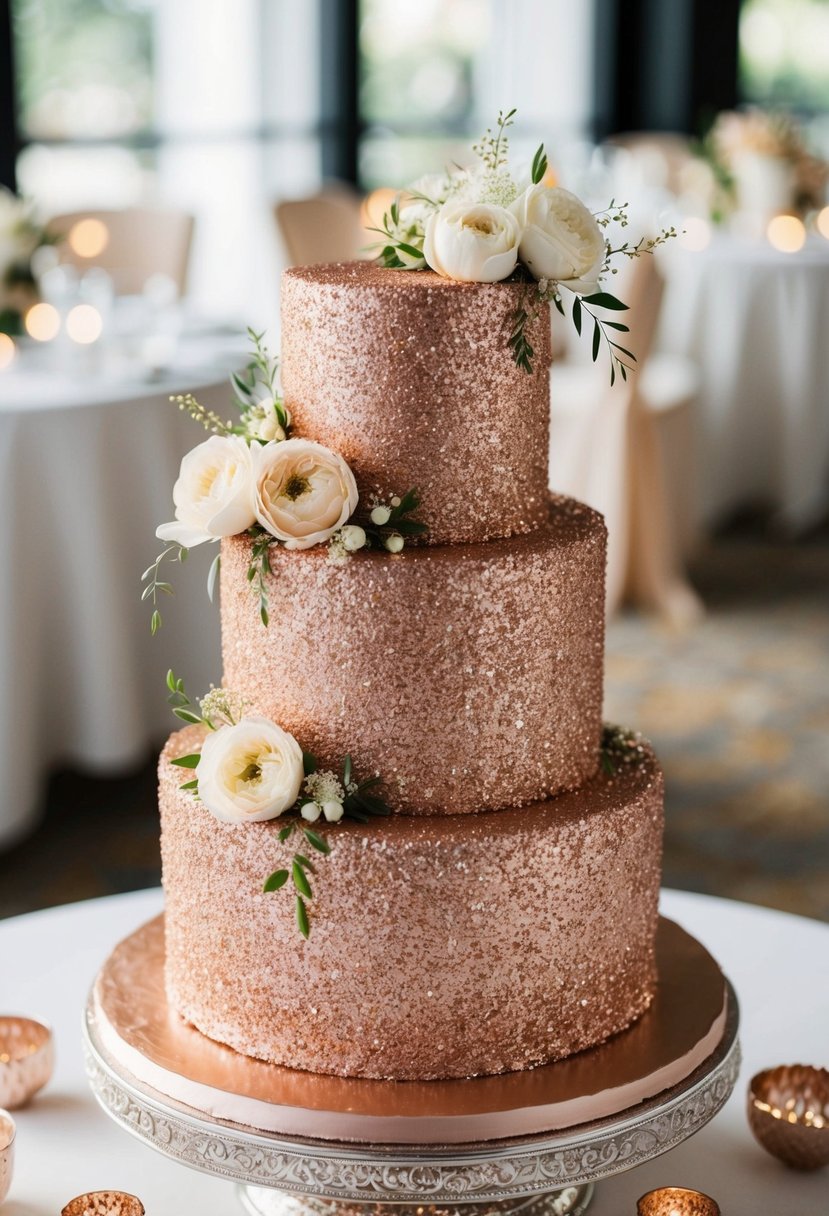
[49, 207, 195, 296]
[549, 253, 702, 624]
[274, 190, 365, 266]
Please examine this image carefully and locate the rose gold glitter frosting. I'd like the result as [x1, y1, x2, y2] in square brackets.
[280, 263, 552, 546]
[221, 495, 606, 814]
[160, 726, 663, 1081]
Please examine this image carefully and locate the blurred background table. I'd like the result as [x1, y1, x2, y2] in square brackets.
[0, 331, 237, 846]
[2, 887, 828, 1215]
[658, 234, 829, 534]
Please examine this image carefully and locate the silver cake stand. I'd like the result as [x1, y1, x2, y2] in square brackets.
[83, 948, 740, 1216]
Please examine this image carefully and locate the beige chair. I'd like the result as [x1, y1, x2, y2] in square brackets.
[49, 207, 195, 296]
[549, 254, 702, 624]
[274, 188, 365, 267]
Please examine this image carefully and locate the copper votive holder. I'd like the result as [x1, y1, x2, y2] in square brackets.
[0, 1108, 15, 1207]
[0, 1015, 54, 1109]
[748, 1063, 829, 1170]
[637, 1187, 721, 1216]
[61, 1193, 145, 1216]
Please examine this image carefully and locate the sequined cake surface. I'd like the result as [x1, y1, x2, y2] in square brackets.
[222, 494, 606, 814]
[160, 726, 663, 1081]
[281, 263, 552, 546]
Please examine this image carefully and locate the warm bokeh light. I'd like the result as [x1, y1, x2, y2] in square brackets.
[816, 206, 829, 241]
[767, 214, 806, 253]
[66, 304, 103, 344]
[679, 216, 711, 251]
[0, 333, 15, 369]
[360, 187, 398, 231]
[25, 302, 61, 342]
[68, 217, 110, 258]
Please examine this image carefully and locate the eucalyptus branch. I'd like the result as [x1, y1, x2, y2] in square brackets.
[141, 544, 187, 635]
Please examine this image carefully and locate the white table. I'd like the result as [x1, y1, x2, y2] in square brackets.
[659, 234, 829, 533]
[0, 338, 236, 847]
[2, 888, 828, 1214]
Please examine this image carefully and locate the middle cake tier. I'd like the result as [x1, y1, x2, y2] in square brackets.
[222, 494, 606, 815]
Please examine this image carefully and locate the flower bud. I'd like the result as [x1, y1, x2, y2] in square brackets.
[340, 524, 367, 552]
[322, 800, 344, 823]
[370, 505, 391, 526]
[300, 801, 321, 822]
[384, 534, 404, 554]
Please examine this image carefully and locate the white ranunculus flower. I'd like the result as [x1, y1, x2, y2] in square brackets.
[196, 715, 304, 823]
[511, 185, 606, 295]
[253, 437, 359, 550]
[156, 434, 256, 548]
[423, 201, 521, 283]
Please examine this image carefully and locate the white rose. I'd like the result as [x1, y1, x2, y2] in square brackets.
[196, 715, 304, 823]
[156, 434, 256, 548]
[253, 438, 359, 550]
[423, 201, 520, 283]
[511, 185, 606, 295]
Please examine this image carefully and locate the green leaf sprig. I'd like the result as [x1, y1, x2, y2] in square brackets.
[230, 328, 291, 437]
[263, 751, 391, 938]
[473, 107, 517, 172]
[246, 529, 274, 627]
[141, 544, 188, 635]
[165, 670, 245, 794]
[599, 723, 644, 777]
[364, 488, 428, 546]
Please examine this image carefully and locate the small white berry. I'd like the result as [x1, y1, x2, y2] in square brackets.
[371, 505, 391, 526]
[391, 496, 401, 507]
[300, 801, 321, 822]
[322, 800, 344, 823]
[384, 534, 404, 554]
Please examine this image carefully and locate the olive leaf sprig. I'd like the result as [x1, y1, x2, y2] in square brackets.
[264, 751, 391, 939]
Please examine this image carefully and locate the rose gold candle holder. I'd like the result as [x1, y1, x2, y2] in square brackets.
[0, 1015, 54, 1109]
[0, 1108, 15, 1207]
[748, 1063, 829, 1170]
[61, 1192, 145, 1216]
[637, 1187, 720, 1216]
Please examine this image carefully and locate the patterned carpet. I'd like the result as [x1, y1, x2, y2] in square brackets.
[606, 525, 829, 922]
[0, 524, 826, 921]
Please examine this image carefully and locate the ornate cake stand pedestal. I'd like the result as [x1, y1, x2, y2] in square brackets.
[83, 917, 740, 1216]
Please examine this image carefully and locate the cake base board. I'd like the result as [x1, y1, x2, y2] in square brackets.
[86, 914, 732, 1146]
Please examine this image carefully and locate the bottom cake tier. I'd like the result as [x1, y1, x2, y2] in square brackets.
[160, 728, 664, 1081]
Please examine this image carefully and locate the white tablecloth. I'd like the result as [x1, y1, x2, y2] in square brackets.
[659, 235, 829, 531]
[0, 341, 236, 846]
[2, 887, 828, 1214]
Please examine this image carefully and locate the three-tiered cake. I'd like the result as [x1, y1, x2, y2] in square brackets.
[159, 263, 664, 1081]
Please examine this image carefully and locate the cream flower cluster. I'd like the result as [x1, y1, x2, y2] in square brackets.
[156, 435, 358, 552]
[300, 770, 347, 824]
[391, 174, 605, 296]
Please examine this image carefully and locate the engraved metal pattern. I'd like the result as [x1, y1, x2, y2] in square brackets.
[83, 986, 740, 1205]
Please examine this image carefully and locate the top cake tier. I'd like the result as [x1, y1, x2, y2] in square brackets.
[280, 263, 551, 547]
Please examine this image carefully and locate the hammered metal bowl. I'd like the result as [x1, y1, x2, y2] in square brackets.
[0, 1015, 54, 1109]
[61, 1192, 145, 1216]
[748, 1064, 829, 1170]
[637, 1187, 720, 1215]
